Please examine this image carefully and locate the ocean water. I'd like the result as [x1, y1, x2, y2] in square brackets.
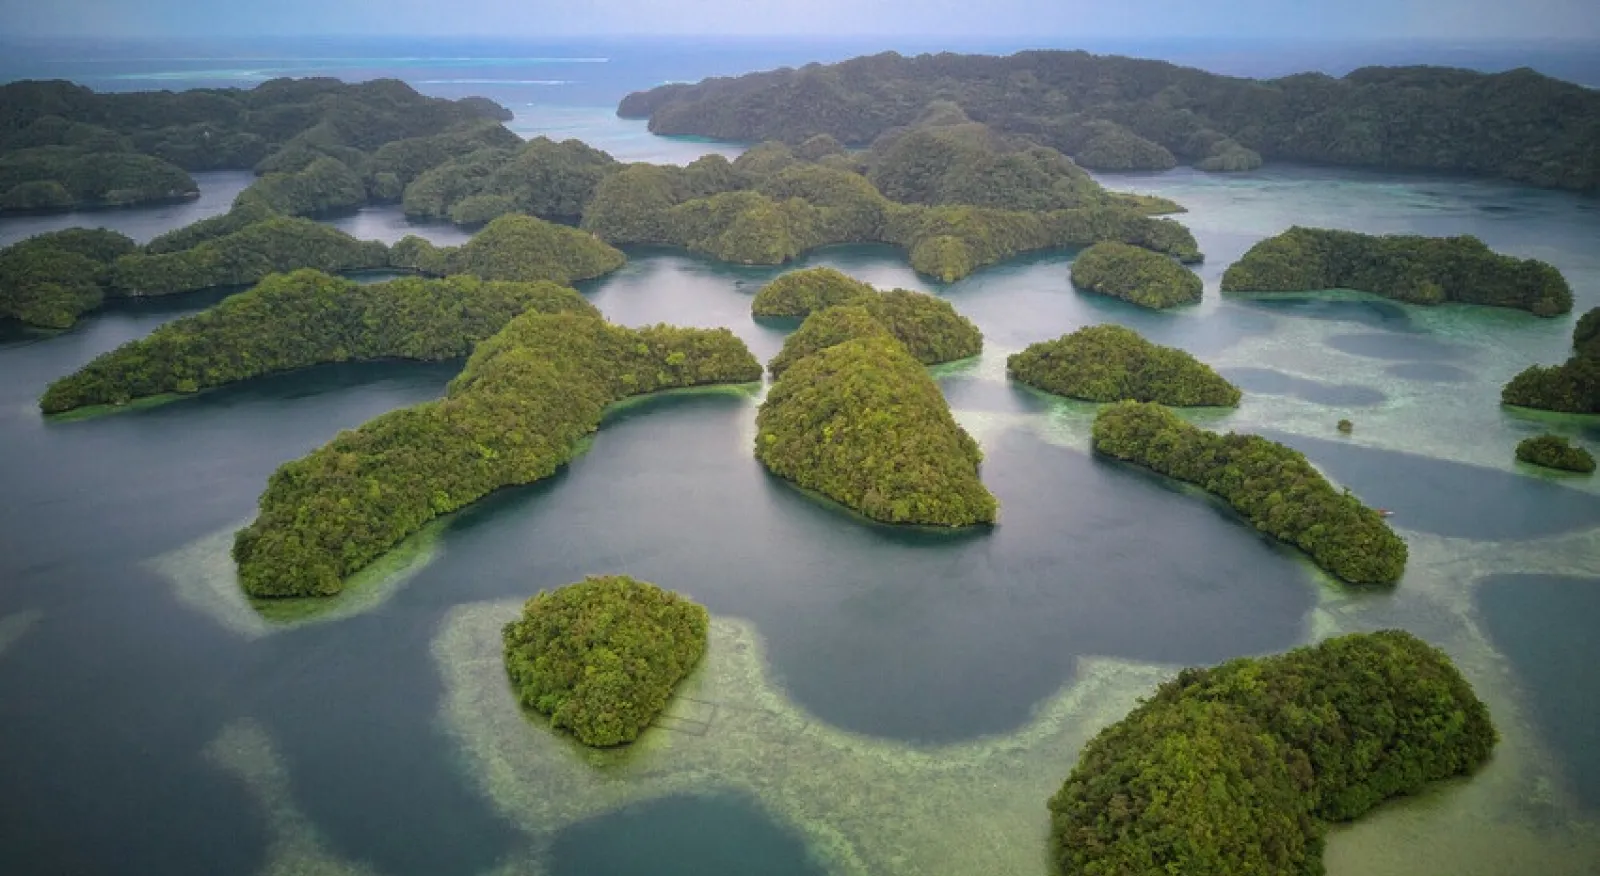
[1, 37, 1599, 876]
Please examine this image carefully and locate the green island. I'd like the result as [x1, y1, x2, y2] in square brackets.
[0, 78, 510, 213]
[402, 135, 619, 224]
[750, 266, 877, 317]
[38, 269, 597, 414]
[389, 213, 625, 283]
[1501, 307, 1600, 412]
[1515, 434, 1596, 474]
[756, 334, 996, 526]
[0, 228, 136, 328]
[233, 311, 761, 597]
[1221, 226, 1572, 316]
[111, 216, 390, 297]
[1008, 325, 1240, 406]
[502, 575, 708, 747]
[620, 50, 1600, 190]
[1092, 401, 1407, 584]
[1050, 629, 1497, 876]
[1069, 241, 1203, 309]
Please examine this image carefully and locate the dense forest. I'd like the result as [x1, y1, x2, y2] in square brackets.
[0, 78, 510, 213]
[1092, 401, 1407, 584]
[756, 335, 996, 527]
[750, 266, 878, 317]
[1069, 241, 1203, 309]
[1221, 226, 1572, 316]
[234, 311, 761, 597]
[38, 269, 597, 414]
[1502, 307, 1600, 412]
[619, 50, 1600, 190]
[0, 228, 136, 328]
[502, 575, 708, 747]
[111, 216, 390, 297]
[1007, 325, 1239, 406]
[766, 289, 982, 377]
[1515, 434, 1596, 473]
[1050, 630, 1496, 875]
[389, 213, 626, 284]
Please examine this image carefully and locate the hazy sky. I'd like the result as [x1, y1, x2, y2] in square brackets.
[2, 0, 1597, 40]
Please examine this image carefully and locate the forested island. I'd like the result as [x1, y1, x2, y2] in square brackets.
[388, 213, 625, 283]
[0, 78, 510, 213]
[1092, 401, 1407, 584]
[1221, 226, 1572, 316]
[1008, 325, 1239, 406]
[1502, 307, 1600, 412]
[503, 575, 708, 747]
[1050, 630, 1496, 875]
[619, 50, 1599, 190]
[1515, 434, 1596, 473]
[39, 270, 597, 414]
[757, 331, 996, 527]
[0, 228, 136, 328]
[234, 311, 761, 597]
[1069, 241, 1202, 309]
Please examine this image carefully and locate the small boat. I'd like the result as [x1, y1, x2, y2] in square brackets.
[1376, 509, 1394, 518]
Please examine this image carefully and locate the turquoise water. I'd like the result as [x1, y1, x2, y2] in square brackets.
[2, 55, 1600, 875]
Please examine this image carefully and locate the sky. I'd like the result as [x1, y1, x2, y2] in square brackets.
[1, 0, 1597, 41]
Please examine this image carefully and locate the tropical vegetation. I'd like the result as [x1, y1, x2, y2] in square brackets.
[1515, 434, 1596, 473]
[1008, 325, 1239, 406]
[0, 228, 136, 328]
[1070, 240, 1203, 309]
[389, 213, 625, 284]
[1501, 307, 1600, 412]
[111, 216, 389, 296]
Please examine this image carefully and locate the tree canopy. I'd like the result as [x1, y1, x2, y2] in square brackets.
[1501, 307, 1600, 413]
[750, 266, 877, 317]
[1092, 401, 1407, 584]
[1221, 226, 1571, 316]
[1070, 241, 1203, 309]
[111, 216, 389, 297]
[1515, 434, 1596, 473]
[0, 228, 136, 328]
[389, 213, 624, 285]
[502, 575, 708, 747]
[1008, 324, 1239, 406]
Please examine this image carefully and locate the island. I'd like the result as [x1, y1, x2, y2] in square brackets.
[756, 335, 997, 526]
[619, 50, 1599, 191]
[111, 216, 390, 298]
[1515, 434, 1596, 474]
[750, 266, 877, 317]
[502, 575, 708, 747]
[1069, 241, 1203, 309]
[402, 135, 619, 225]
[38, 269, 598, 414]
[388, 213, 625, 283]
[1050, 629, 1496, 875]
[1501, 307, 1600, 412]
[234, 311, 761, 597]
[1221, 226, 1572, 316]
[1009, 325, 1240, 406]
[0, 78, 511, 213]
[1092, 401, 1407, 584]
[0, 228, 136, 328]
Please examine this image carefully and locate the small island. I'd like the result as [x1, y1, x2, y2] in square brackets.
[502, 575, 708, 747]
[39, 269, 598, 414]
[388, 213, 625, 284]
[1069, 241, 1203, 309]
[756, 335, 997, 527]
[1501, 306, 1600, 413]
[1222, 226, 1572, 316]
[1515, 434, 1596, 473]
[0, 228, 136, 328]
[1008, 325, 1240, 406]
[750, 266, 877, 317]
[1050, 629, 1496, 875]
[1092, 401, 1407, 584]
[112, 216, 390, 298]
[234, 311, 762, 597]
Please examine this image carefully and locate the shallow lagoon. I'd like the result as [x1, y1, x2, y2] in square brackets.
[1, 124, 1599, 875]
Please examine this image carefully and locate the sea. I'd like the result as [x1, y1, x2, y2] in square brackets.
[1, 36, 1598, 876]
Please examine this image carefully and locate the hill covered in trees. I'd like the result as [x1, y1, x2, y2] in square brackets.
[234, 311, 761, 597]
[1050, 630, 1496, 875]
[1222, 226, 1572, 316]
[1008, 325, 1239, 406]
[39, 270, 597, 414]
[620, 50, 1600, 190]
[1092, 401, 1407, 584]
[0, 228, 136, 328]
[1502, 307, 1600, 412]
[111, 216, 390, 297]
[388, 213, 625, 284]
[503, 575, 708, 747]
[1516, 434, 1596, 473]
[1070, 241, 1202, 309]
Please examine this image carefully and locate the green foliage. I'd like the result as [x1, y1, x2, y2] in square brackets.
[1091, 401, 1407, 584]
[750, 266, 876, 317]
[390, 213, 624, 284]
[766, 290, 982, 377]
[39, 269, 597, 413]
[111, 217, 388, 296]
[622, 50, 1600, 191]
[0, 228, 136, 328]
[403, 136, 619, 223]
[0, 146, 196, 211]
[865, 122, 1109, 211]
[370, 120, 522, 189]
[1071, 241, 1203, 309]
[756, 336, 997, 526]
[1501, 307, 1600, 413]
[236, 155, 366, 216]
[1515, 434, 1596, 473]
[766, 305, 896, 379]
[233, 311, 761, 596]
[1009, 325, 1239, 406]
[1337, 419, 1354, 433]
[1051, 630, 1497, 875]
[502, 575, 708, 747]
[1222, 226, 1572, 316]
